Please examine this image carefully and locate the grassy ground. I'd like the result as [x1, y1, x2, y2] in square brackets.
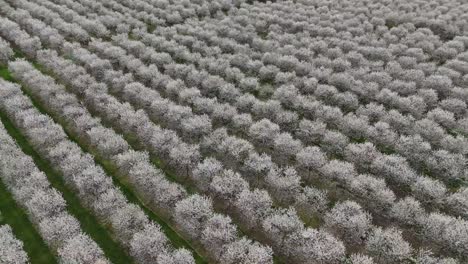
[0, 66, 14, 82]
[0, 71, 134, 264]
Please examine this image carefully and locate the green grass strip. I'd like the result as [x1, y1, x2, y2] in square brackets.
[0, 66, 14, 82]
[0, 72, 134, 264]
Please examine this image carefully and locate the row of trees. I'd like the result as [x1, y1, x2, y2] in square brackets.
[9, 55, 274, 263]
[6, 0, 90, 43]
[168, 2, 468, 135]
[0, 70, 192, 263]
[0, 15, 41, 58]
[4, 0, 468, 260]
[156, 14, 468, 152]
[239, 0, 463, 64]
[108, 30, 467, 222]
[62, 31, 468, 263]
[0, 3, 370, 256]
[135, 22, 468, 185]
[0, 80, 108, 263]
[0, 38, 13, 66]
[33, 44, 344, 263]
[61, 38, 377, 260]
[115, 0, 240, 25]
[247, 0, 468, 134]
[94, 5, 468, 260]
[60, 0, 147, 32]
[70, 33, 422, 262]
[146, 11, 468, 258]
[0, 225, 29, 264]
[294, 0, 468, 40]
[48, 0, 240, 30]
[93, 0, 468, 250]
[30, 0, 109, 38]
[125, 13, 468, 201]
[230, 1, 468, 126]
[76, 28, 468, 260]
[0, 1, 64, 50]
[171, 9, 468, 110]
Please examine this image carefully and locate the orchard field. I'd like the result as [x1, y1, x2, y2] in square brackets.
[0, 0, 467, 263]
